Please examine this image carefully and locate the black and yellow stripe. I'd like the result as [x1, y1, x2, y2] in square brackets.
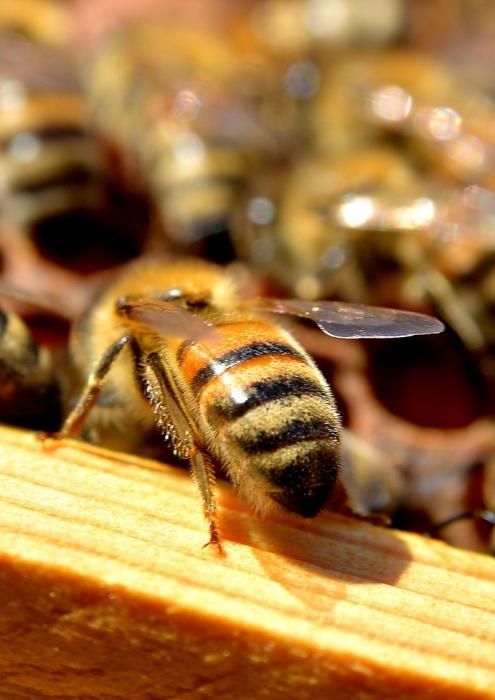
[178, 321, 341, 517]
[83, 24, 258, 262]
[235, 415, 339, 454]
[0, 309, 60, 429]
[208, 374, 330, 421]
[190, 340, 305, 394]
[0, 29, 105, 232]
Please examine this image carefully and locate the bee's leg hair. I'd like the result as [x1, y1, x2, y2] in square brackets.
[144, 350, 224, 553]
[41, 335, 132, 441]
[190, 446, 223, 554]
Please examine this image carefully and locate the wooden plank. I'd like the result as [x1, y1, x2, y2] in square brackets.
[0, 424, 494, 700]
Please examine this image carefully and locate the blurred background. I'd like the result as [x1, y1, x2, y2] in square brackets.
[1, 0, 495, 553]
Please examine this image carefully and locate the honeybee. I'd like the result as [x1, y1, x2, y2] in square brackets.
[308, 50, 456, 156]
[0, 305, 60, 429]
[361, 84, 495, 190]
[232, 148, 420, 300]
[233, 0, 404, 58]
[83, 23, 283, 261]
[233, 148, 492, 352]
[44, 257, 443, 548]
[0, 4, 121, 263]
[0, 0, 68, 47]
[310, 49, 495, 188]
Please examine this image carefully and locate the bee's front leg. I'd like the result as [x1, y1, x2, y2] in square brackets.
[38, 335, 132, 446]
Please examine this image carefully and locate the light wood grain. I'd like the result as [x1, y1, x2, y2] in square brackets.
[0, 424, 494, 699]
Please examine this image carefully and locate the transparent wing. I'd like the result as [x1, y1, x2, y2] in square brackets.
[118, 299, 218, 340]
[326, 187, 495, 242]
[245, 298, 445, 339]
[0, 283, 71, 319]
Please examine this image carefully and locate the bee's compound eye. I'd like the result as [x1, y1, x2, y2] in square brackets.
[155, 288, 184, 301]
[155, 288, 210, 309]
[115, 296, 132, 314]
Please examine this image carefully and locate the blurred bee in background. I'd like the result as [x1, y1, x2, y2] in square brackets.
[0, 0, 143, 271]
[404, 424, 495, 555]
[0, 0, 68, 48]
[232, 147, 420, 301]
[0, 304, 60, 430]
[309, 49, 495, 189]
[308, 50, 457, 156]
[432, 507, 495, 555]
[43, 257, 443, 547]
[83, 23, 286, 263]
[236, 0, 405, 59]
[231, 0, 404, 77]
[232, 147, 495, 357]
[229, 1, 407, 171]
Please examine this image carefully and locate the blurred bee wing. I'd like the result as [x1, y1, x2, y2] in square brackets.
[0, 282, 71, 319]
[245, 298, 444, 339]
[120, 300, 218, 340]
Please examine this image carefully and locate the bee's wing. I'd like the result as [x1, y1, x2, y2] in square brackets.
[323, 192, 444, 233]
[0, 283, 71, 320]
[244, 298, 444, 339]
[120, 299, 218, 340]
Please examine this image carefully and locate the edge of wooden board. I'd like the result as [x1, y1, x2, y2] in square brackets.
[0, 424, 494, 699]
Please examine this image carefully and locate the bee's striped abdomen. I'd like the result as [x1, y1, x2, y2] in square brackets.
[1, 107, 103, 229]
[0, 31, 105, 232]
[178, 320, 341, 517]
[177, 321, 304, 389]
[190, 339, 306, 394]
[147, 138, 246, 247]
[209, 374, 330, 421]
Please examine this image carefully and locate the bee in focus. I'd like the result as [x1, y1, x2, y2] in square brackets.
[0, 305, 60, 429]
[43, 257, 443, 548]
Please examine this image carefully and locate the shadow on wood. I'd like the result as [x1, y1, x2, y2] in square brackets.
[0, 425, 494, 699]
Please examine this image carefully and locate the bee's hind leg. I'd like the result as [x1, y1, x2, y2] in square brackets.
[144, 351, 224, 553]
[189, 445, 224, 554]
[39, 335, 132, 443]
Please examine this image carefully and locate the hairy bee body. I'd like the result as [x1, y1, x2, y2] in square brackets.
[232, 147, 420, 300]
[0, 308, 60, 428]
[84, 24, 277, 259]
[0, 70, 104, 232]
[177, 314, 340, 516]
[70, 258, 341, 516]
[0, 4, 107, 247]
[55, 257, 442, 544]
[0, 0, 68, 47]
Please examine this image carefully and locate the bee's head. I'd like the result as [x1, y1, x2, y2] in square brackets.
[154, 288, 211, 311]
